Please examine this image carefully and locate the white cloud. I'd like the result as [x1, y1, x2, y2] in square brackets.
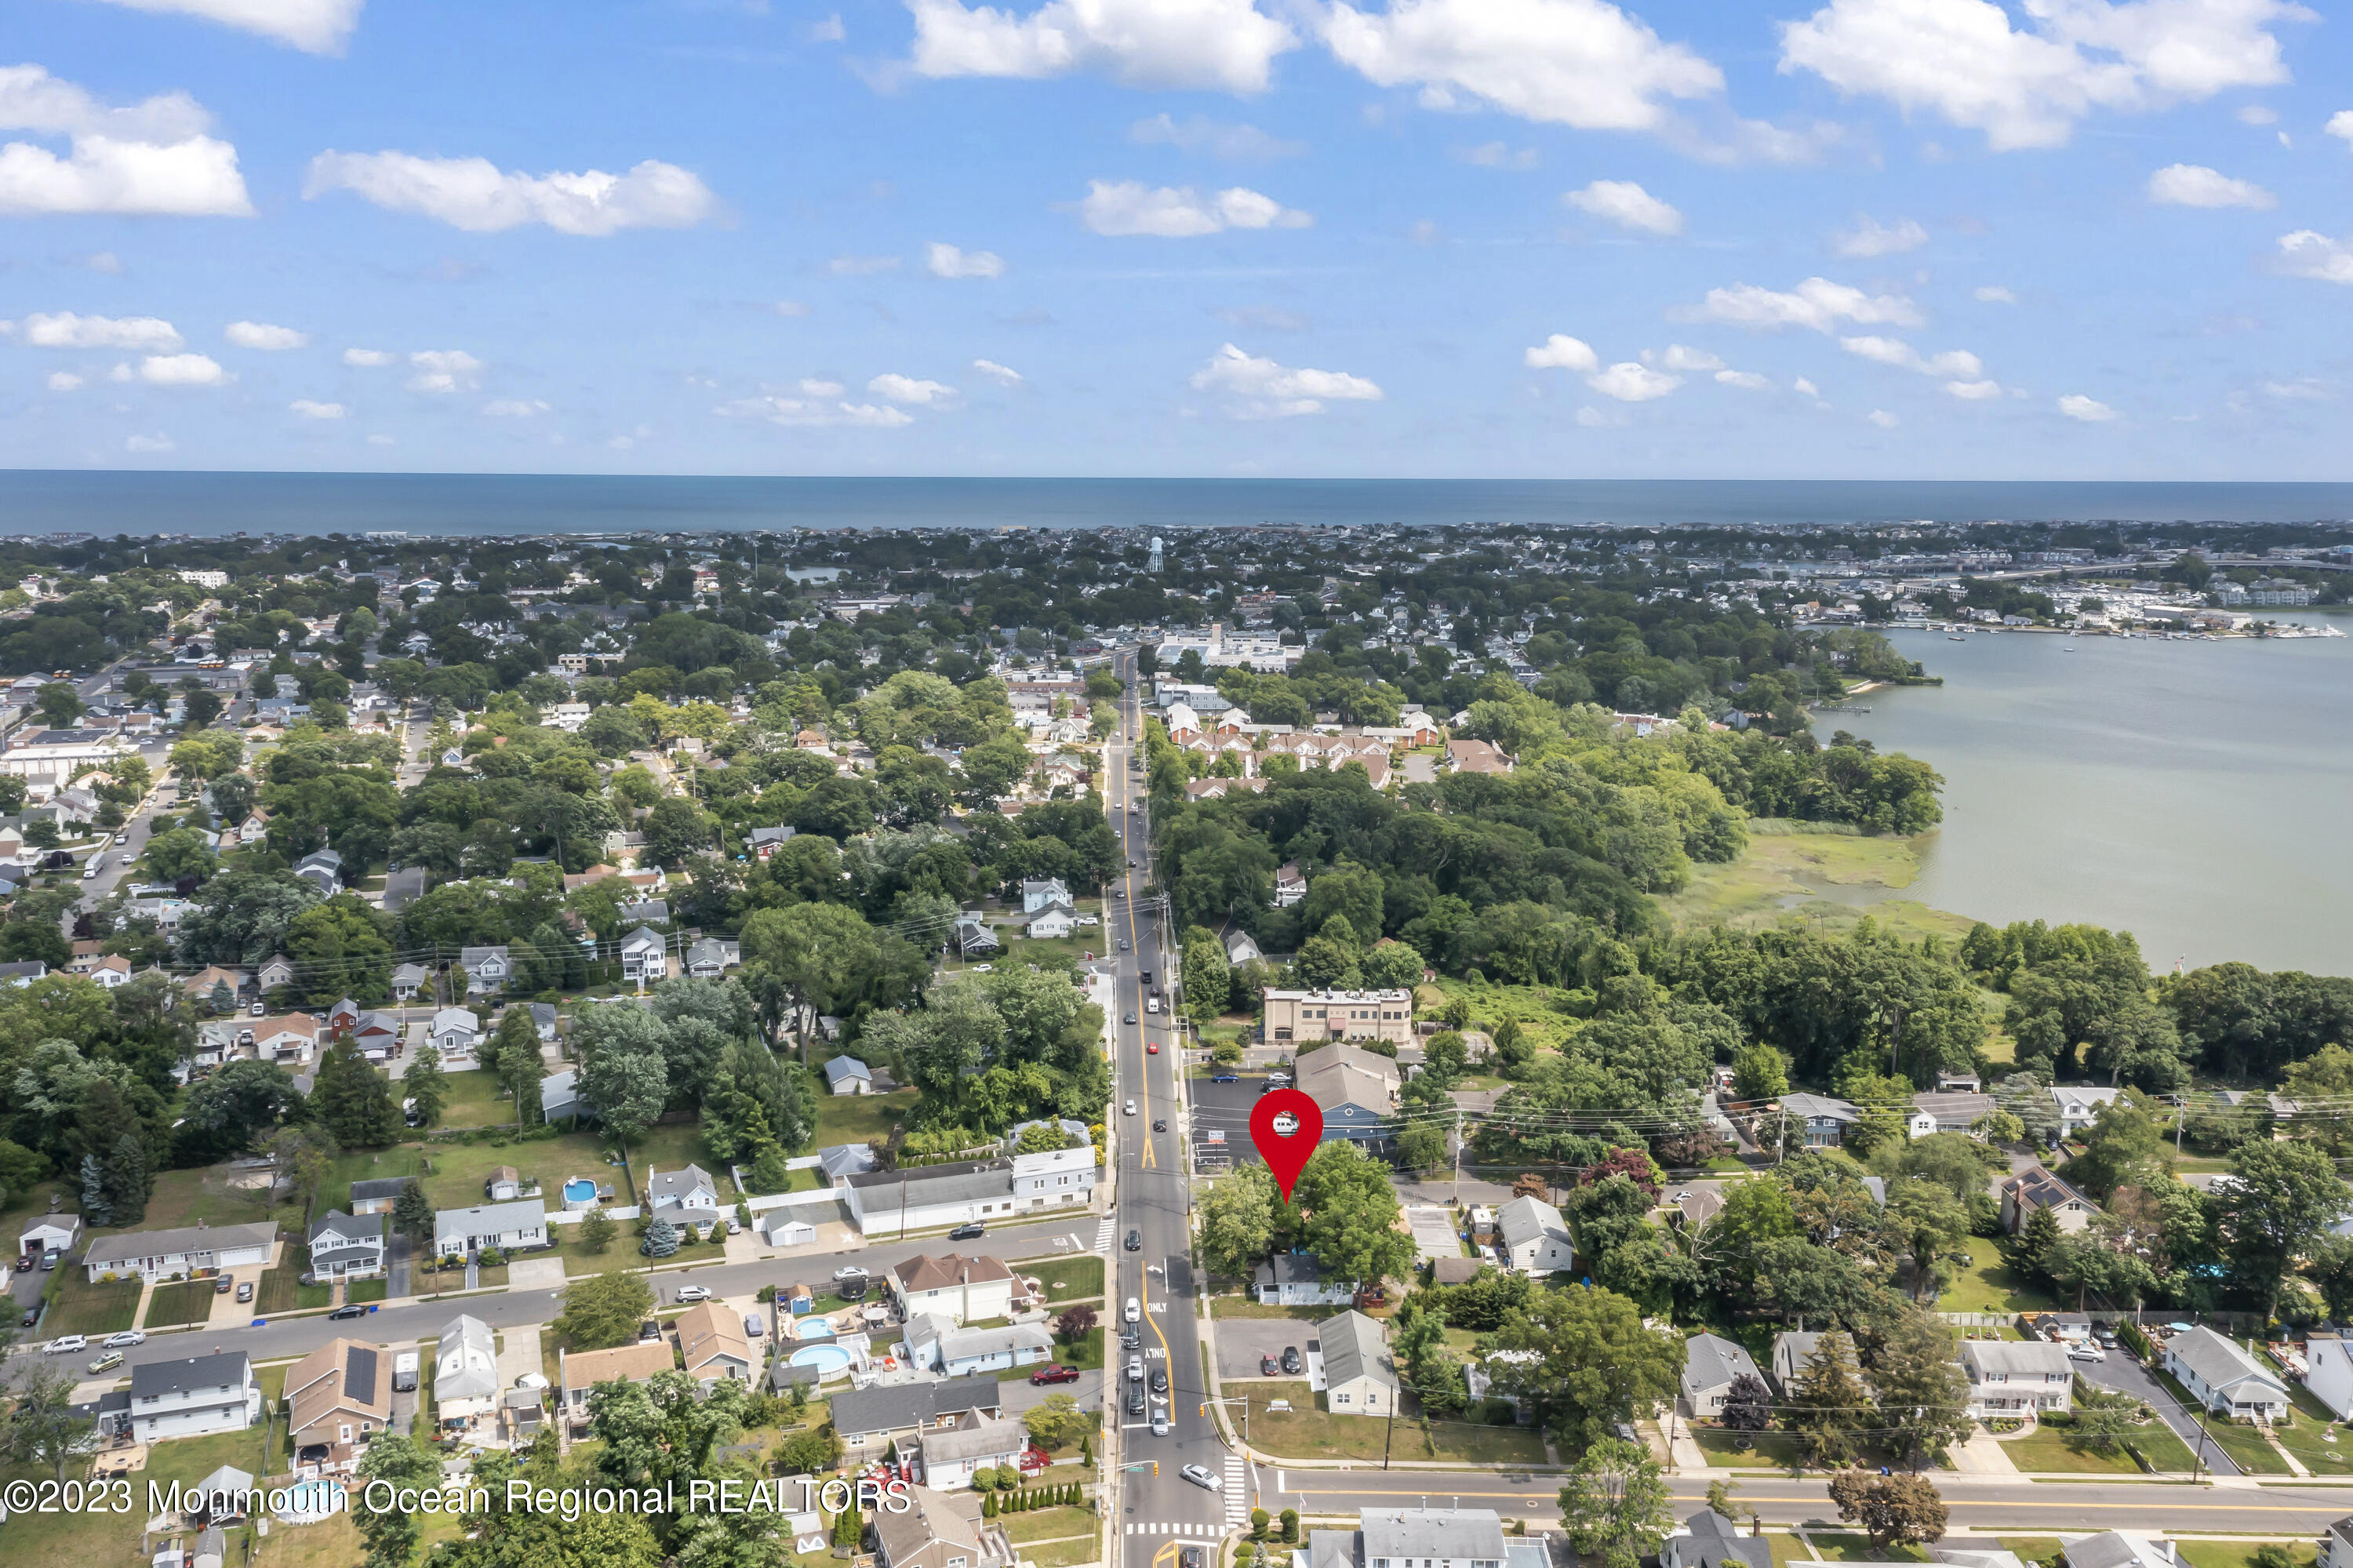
[810, 12, 846, 42]
[1076, 179, 1309, 235]
[1657, 344, 1722, 372]
[304, 151, 718, 235]
[868, 373, 957, 406]
[717, 394, 914, 428]
[797, 378, 846, 397]
[2147, 162, 2275, 209]
[1840, 333, 1982, 378]
[1318, 0, 1723, 132]
[1793, 377, 1822, 398]
[125, 432, 174, 452]
[0, 65, 252, 216]
[1832, 213, 1926, 256]
[1460, 141, 1538, 168]
[1189, 342, 1381, 417]
[2274, 230, 2353, 284]
[45, 370, 82, 391]
[16, 311, 183, 350]
[1973, 284, 2017, 303]
[1779, 0, 2305, 151]
[829, 254, 900, 275]
[1523, 333, 1599, 371]
[1679, 276, 1921, 332]
[908, 0, 1297, 93]
[2329, 109, 2353, 148]
[225, 320, 310, 350]
[343, 347, 395, 366]
[406, 349, 482, 394]
[1867, 409, 1898, 427]
[1562, 178, 1682, 235]
[84, 250, 123, 273]
[483, 398, 551, 417]
[139, 352, 228, 385]
[289, 398, 344, 418]
[83, 0, 363, 54]
[2060, 393, 2120, 420]
[1946, 378, 2003, 398]
[1587, 361, 1679, 401]
[972, 358, 1024, 386]
[1129, 113, 1304, 159]
[1715, 369, 1773, 390]
[926, 242, 1005, 278]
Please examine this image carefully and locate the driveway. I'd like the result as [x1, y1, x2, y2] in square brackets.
[1213, 1316, 1311, 1381]
[2078, 1348, 2241, 1477]
[1404, 1205, 1460, 1263]
[998, 1367, 1105, 1417]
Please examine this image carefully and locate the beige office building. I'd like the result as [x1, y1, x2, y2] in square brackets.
[1262, 988, 1415, 1047]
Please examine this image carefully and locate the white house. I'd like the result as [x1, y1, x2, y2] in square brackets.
[2324, 1517, 2353, 1568]
[1023, 903, 1076, 940]
[1905, 1092, 1995, 1139]
[1318, 1308, 1398, 1416]
[889, 1253, 1020, 1324]
[900, 1312, 1054, 1377]
[84, 1221, 277, 1284]
[1682, 1333, 1764, 1417]
[1494, 1195, 1576, 1275]
[389, 962, 431, 1002]
[433, 1315, 501, 1424]
[18, 1213, 79, 1261]
[647, 1163, 722, 1223]
[307, 1210, 386, 1282]
[684, 937, 740, 978]
[619, 925, 667, 984]
[1255, 1253, 1354, 1307]
[2049, 1085, 2122, 1137]
[2001, 1166, 2096, 1235]
[1020, 878, 1071, 914]
[1958, 1339, 2074, 1417]
[842, 1159, 1019, 1235]
[460, 947, 511, 991]
[2306, 1331, 2353, 1421]
[824, 1055, 874, 1095]
[1315, 1509, 1509, 1568]
[1010, 1144, 1097, 1210]
[903, 1413, 1027, 1490]
[124, 1352, 262, 1442]
[2162, 1326, 2291, 1422]
[433, 1199, 548, 1257]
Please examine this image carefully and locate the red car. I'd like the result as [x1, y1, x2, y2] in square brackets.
[1147, 1042, 1158, 1054]
[1029, 1364, 1082, 1385]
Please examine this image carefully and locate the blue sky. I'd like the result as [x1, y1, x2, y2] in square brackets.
[4, 0, 2351, 479]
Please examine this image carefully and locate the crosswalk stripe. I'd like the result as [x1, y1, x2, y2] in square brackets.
[1093, 1216, 1116, 1251]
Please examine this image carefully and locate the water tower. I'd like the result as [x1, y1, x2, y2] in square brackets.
[1148, 535, 1163, 574]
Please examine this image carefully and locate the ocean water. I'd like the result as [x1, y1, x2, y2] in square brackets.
[1846, 624, 2353, 973]
[4, 471, 2353, 537]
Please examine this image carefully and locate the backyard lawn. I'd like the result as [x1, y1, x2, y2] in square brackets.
[435, 1068, 525, 1129]
[43, 1270, 140, 1336]
[811, 1087, 920, 1151]
[0, 1410, 275, 1563]
[1941, 1236, 2060, 1315]
[145, 1279, 217, 1329]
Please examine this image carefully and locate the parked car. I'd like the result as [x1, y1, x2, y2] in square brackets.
[102, 1330, 145, 1348]
[40, 1250, 60, 1271]
[675, 1285, 712, 1303]
[1150, 1366, 1169, 1394]
[1030, 1364, 1082, 1386]
[1210, 1073, 1238, 1084]
[745, 1312, 766, 1337]
[213, 1275, 233, 1294]
[1280, 1345, 1302, 1374]
[1180, 1464, 1222, 1492]
[20, 1308, 38, 1329]
[637, 1320, 662, 1341]
[1125, 1229, 1141, 1252]
[44, 1335, 88, 1355]
[2093, 1326, 2120, 1349]
[88, 1351, 123, 1374]
[833, 1266, 869, 1281]
[11, 1254, 31, 1271]
[1260, 1354, 1279, 1377]
[1126, 1385, 1145, 1417]
[1126, 1355, 1144, 1383]
[1125, 1297, 1140, 1323]
[235, 1281, 253, 1303]
[2067, 1344, 2107, 1363]
[329, 1304, 371, 1321]
[947, 1221, 986, 1241]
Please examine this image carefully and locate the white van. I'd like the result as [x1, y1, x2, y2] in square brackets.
[82, 853, 102, 880]
[1145, 996, 1158, 1015]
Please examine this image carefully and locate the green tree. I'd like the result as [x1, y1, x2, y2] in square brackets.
[642, 1216, 681, 1257]
[1826, 1471, 1947, 1552]
[391, 1179, 436, 1253]
[354, 1432, 440, 1567]
[1, 1362, 94, 1480]
[578, 1206, 616, 1253]
[402, 1042, 449, 1128]
[1869, 1308, 1973, 1468]
[1488, 1284, 1686, 1446]
[1784, 1331, 1871, 1468]
[1556, 1436, 1674, 1568]
[1197, 1162, 1278, 1279]
[312, 1033, 401, 1148]
[555, 1268, 655, 1349]
[572, 1001, 671, 1148]
[143, 827, 220, 884]
[1886, 1178, 1972, 1301]
[1024, 1392, 1096, 1450]
[641, 796, 715, 868]
[1181, 926, 1233, 1023]
[1730, 1042, 1790, 1102]
[2216, 1138, 2351, 1322]
[1292, 1141, 1416, 1290]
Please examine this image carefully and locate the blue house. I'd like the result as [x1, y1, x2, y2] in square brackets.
[1293, 1042, 1401, 1150]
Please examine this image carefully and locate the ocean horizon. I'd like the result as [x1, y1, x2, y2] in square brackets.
[3, 471, 2351, 537]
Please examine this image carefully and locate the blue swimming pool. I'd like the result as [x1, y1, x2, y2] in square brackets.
[793, 1318, 836, 1341]
[562, 1178, 598, 1204]
[789, 1343, 854, 1377]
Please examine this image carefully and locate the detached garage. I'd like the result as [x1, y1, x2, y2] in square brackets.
[761, 1213, 818, 1249]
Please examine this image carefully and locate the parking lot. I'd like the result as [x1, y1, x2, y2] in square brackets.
[1191, 1072, 1270, 1166]
[1214, 1315, 1315, 1380]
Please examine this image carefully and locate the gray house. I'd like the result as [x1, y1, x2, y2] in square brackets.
[432, 1199, 548, 1257]
[1682, 1332, 1763, 1417]
[1317, 1308, 1397, 1416]
[2163, 1326, 2291, 1421]
[307, 1210, 386, 1282]
[542, 1068, 591, 1123]
[1779, 1093, 1860, 1148]
[1663, 1510, 1773, 1568]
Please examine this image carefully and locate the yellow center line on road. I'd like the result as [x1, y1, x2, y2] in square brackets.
[1285, 1489, 2351, 1515]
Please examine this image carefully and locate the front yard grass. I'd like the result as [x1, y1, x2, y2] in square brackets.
[144, 1279, 216, 1329]
[1231, 1381, 1547, 1464]
[1012, 1324, 1103, 1375]
[1206, 1297, 1333, 1323]
[1690, 1428, 1811, 1470]
[1027, 1254, 1104, 1302]
[1004, 1506, 1099, 1544]
[1021, 1539, 1103, 1568]
[44, 1269, 140, 1336]
[2173, 1542, 2317, 1568]
[2144, 1367, 2293, 1475]
[1806, 1535, 1927, 1563]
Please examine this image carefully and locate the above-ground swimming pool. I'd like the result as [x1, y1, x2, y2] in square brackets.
[788, 1343, 855, 1378]
[792, 1318, 836, 1341]
[562, 1178, 598, 1208]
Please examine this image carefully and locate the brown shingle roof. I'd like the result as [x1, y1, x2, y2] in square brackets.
[893, 1253, 1016, 1295]
[562, 1340, 675, 1392]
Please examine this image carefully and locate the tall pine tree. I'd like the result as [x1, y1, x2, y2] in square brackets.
[1785, 1330, 1872, 1468]
[313, 1035, 401, 1148]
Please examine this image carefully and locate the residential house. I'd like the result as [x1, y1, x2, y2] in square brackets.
[528, 1002, 558, 1042]
[954, 915, 1001, 958]
[433, 1315, 500, 1426]
[1444, 738, 1514, 775]
[647, 1163, 723, 1224]
[747, 825, 796, 859]
[900, 1313, 1055, 1377]
[1289, 1037, 1406, 1148]
[1272, 862, 1308, 908]
[125, 1352, 261, 1442]
[541, 1068, 589, 1123]
[559, 1341, 678, 1428]
[459, 946, 511, 992]
[1682, 1333, 1765, 1417]
[1770, 1332, 1825, 1396]
[1305, 1509, 1510, 1568]
[382, 867, 426, 913]
[824, 1055, 875, 1095]
[180, 965, 248, 1006]
[1318, 1308, 1398, 1415]
[1958, 1340, 2074, 1417]
[85, 1221, 277, 1284]
[430, 1007, 481, 1062]
[619, 925, 668, 983]
[2304, 1331, 2353, 1421]
[1494, 1195, 1576, 1275]
[828, 1381, 1003, 1456]
[1009, 1144, 1096, 1210]
[819, 1143, 879, 1182]
[2162, 1326, 2291, 1422]
[873, 1483, 1011, 1568]
[292, 849, 343, 895]
[890, 1253, 1020, 1323]
[904, 1413, 1030, 1490]
[2050, 1085, 2123, 1137]
[432, 1199, 548, 1258]
[1906, 1092, 1996, 1139]
[842, 1159, 1019, 1235]
[307, 1211, 386, 1282]
[618, 899, 671, 928]
[1663, 1510, 1773, 1568]
[252, 1014, 321, 1066]
[2060, 1535, 2180, 1568]
[1020, 878, 1072, 914]
[1022, 902, 1076, 940]
[1265, 991, 1415, 1050]
[1225, 930, 1264, 966]
[257, 954, 296, 992]
[1256, 1253, 1356, 1306]
[2323, 1517, 2353, 1568]
[388, 962, 431, 1002]
[348, 1178, 408, 1217]
[675, 1301, 756, 1385]
[284, 1339, 391, 1475]
[1780, 1093, 1861, 1148]
[683, 937, 740, 978]
[2000, 1166, 2096, 1235]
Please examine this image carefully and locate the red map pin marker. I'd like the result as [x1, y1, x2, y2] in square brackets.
[1249, 1086, 1323, 1203]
